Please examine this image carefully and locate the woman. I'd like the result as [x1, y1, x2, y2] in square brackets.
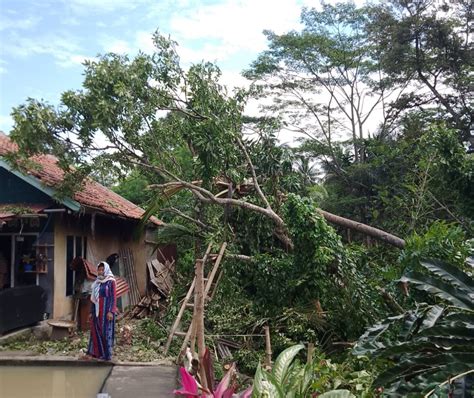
[87, 261, 117, 361]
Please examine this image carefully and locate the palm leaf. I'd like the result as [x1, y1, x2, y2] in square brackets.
[419, 305, 444, 332]
[375, 353, 474, 388]
[400, 272, 474, 310]
[420, 259, 474, 292]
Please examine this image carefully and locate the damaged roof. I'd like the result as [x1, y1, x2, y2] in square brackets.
[0, 132, 162, 226]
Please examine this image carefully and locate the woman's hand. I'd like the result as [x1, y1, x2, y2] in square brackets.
[88, 313, 92, 322]
[107, 312, 114, 321]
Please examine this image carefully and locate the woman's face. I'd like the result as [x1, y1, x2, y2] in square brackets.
[98, 265, 105, 278]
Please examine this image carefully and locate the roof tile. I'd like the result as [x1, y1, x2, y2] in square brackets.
[0, 133, 162, 225]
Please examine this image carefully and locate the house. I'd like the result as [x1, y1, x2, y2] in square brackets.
[0, 132, 164, 331]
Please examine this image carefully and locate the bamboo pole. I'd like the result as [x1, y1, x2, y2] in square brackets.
[307, 343, 314, 364]
[163, 278, 196, 354]
[264, 326, 272, 370]
[195, 258, 207, 390]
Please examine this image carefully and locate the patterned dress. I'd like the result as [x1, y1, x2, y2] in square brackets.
[87, 279, 117, 360]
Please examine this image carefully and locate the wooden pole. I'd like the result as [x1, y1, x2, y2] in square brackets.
[307, 343, 314, 365]
[163, 278, 196, 355]
[194, 258, 207, 389]
[264, 326, 272, 370]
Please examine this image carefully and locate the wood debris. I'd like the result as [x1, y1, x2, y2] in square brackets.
[129, 256, 175, 319]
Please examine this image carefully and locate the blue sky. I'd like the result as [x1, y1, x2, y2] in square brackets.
[0, 0, 345, 133]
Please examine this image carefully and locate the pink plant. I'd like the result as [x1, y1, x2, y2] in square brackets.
[174, 364, 252, 398]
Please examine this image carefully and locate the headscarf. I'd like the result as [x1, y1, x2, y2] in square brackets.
[91, 261, 115, 317]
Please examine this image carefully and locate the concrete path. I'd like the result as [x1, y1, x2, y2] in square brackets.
[102, 365, 177, 398]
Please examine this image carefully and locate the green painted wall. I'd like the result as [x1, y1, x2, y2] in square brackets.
[0, 166, 53, 203]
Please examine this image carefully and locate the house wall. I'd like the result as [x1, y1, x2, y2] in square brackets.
[0, 167, 52, 204]
[52, 212, 156, 319]
[85, 215, 155, 297]
[53, 214, 86, 318]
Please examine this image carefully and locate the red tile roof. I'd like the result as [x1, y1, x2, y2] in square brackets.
[0, 132, 162, 225]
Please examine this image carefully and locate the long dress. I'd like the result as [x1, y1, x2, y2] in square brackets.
[87, 279, 117, 360]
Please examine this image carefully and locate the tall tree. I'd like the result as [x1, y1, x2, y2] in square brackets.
[244, 2, 393, 167]
[368, 0, 473, 138]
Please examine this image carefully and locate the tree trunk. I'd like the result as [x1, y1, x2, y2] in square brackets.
[319, 209, 406, 249]
[194, 259, 207, 389]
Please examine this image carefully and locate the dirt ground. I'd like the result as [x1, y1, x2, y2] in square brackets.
[0, 318, 172, 363]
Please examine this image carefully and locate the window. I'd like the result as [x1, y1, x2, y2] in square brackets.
[66, 236, 87, 296]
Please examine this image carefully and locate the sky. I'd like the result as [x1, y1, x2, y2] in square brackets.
[0, 0, 345, 134]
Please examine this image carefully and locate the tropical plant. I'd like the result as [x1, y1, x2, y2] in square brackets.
[174, 362, 252, 398]
[353, 259, 474, 396]
[251, 344, 375, 397]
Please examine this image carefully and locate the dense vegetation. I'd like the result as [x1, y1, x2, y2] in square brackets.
[6, 0, 473, 395]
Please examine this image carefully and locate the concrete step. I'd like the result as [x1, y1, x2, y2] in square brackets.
[101, 365, 177, 398]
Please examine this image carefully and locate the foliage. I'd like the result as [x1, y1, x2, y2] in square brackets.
[244, 2, 384, 165]
[283, 194, 379, 339]
[320, 122, 473, 242]
[353, 259, 474, 396]
[367, 0, 472, 136]
[400, 221, 473, 272]
[251, 344, 376, 397]
[10, 31, 246, 201]
[112, 169, 152, 205]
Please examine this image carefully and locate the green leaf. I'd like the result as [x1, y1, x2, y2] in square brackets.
[264, 371, 285, 398]
[420, 259, 474, 292]
[419, 305, 444, 332]
[272, 344, 304, 385]
[318, 390, 356, 398]
[400, 272, 474, 310]
[252, 363, 265, 398]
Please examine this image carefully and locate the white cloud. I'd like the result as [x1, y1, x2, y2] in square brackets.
[60, 16, 81, 26]
[135, 31, 156, 54]
[169, 0, 304, 58]
[59, 54, 97, 67]
[0, 60, 7, 75]
[65, 0, 146, 13]
[101, 38, 131, 54]
[0, 115, 13, 133]
[177, 43, 238, 65]
[2, 33, 89, 68]
[0, 15, 41, 31]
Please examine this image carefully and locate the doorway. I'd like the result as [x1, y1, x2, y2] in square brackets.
[0, 233, 38, 288]
[0, 236, 11, 289]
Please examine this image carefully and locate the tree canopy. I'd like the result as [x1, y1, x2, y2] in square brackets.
[5, 0, 473, 395]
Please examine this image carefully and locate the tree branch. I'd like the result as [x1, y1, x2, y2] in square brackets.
[236, 137, 272, 210]
[318, 209, 406, 249]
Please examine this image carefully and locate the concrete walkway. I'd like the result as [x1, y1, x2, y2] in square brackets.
[102, 365, 177, 398]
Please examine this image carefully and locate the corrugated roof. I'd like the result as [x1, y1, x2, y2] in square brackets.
[0, 132, 162, 225]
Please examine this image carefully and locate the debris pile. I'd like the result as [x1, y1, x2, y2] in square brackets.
[129, 258, 175, 319]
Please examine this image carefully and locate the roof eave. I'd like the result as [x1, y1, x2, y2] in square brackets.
[0, 158, 81, 212]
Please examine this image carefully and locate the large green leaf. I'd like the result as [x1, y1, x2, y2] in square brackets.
[420, 259, 474, 292]
[252, 363, 265, 398]
[356, 260, 474, 396]
[272, 344, 304, 385]
[318, 390, 356, 398]
[264, 371, 285, 398]
[375, 353, 474, 388]
[400, 272, 474, 310]
[419, 305, 444, 332]
[353, 315, 405, 355]
[252, 363, 284, 398]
